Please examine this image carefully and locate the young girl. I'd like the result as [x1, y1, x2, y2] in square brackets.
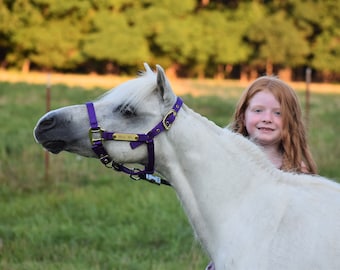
[205, 75, 317, 270]
[230, 75, 317, 174]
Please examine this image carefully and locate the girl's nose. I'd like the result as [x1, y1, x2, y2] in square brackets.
[261, 111, 273, 123]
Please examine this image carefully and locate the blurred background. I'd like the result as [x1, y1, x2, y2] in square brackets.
[0, 0, 339, 81]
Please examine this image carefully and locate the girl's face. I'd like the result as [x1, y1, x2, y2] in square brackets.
[244, 90, 283, 147]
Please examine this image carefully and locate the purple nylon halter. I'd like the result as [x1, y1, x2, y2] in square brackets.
[85, 97, 183, 185]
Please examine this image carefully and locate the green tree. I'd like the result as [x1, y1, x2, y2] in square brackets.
[5, 0, 44, 71]
[204, 8, 251, 78]
[0, 0, 339, 80]
[6, 0, 88, 71]
[82, 8, 150, 73]
[308, 0, 340, 78]
[244, 3, 309, 77]
[134, 0, 250, 78]
[132, 0, 200, 76]
[0, 0, 14, 68]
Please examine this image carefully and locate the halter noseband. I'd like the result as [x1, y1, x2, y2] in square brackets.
[85, 97, 183, 186]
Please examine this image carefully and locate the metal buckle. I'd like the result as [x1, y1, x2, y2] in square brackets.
[130, 168, 142, 181]
[89, 127, 103, 144]
[112, 161, 122, 171]
[130, 174, 141, 181]
[99, 154, 112, 167]
[162, 109, 176, 130]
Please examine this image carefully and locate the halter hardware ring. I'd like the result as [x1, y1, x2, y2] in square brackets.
[162, 109, 177, 130]
[129, 168, 143, 181]
[89, 127, 104, 144]
[99, 154, 112, 167]
[130, 174, 141, 181]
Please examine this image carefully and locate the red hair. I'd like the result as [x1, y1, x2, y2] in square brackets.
[230, 76, 317, 174]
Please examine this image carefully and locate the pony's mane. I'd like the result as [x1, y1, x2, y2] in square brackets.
[184, 105, 276, 172]
[100, 69, 158, 109]
[126, 71, 158, 108]
[224, 129, 276, 170]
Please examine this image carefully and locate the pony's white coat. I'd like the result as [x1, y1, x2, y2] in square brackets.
[34, 64, 340, 270]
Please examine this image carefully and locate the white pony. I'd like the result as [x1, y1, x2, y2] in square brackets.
[34, 63, 340, 270]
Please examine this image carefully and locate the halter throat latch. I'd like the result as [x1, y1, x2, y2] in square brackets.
[85, 97, 183, 186]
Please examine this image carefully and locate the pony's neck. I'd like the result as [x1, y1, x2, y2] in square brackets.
[156, 105, 275, 256]
[160, 105, 274, 187]
[259, 145, 283, 169]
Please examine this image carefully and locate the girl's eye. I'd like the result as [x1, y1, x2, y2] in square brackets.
[274, 111, 281, 116]
[253, 109, 262, 113]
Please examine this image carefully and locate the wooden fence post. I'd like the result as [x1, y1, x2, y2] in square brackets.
[44, 73, 51, 182]
[305, 67, 311, 128]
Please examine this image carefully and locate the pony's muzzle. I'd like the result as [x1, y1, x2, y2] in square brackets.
[34, 113, 67, 154]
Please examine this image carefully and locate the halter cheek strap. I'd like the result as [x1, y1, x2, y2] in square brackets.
[85, 97, 183, 186]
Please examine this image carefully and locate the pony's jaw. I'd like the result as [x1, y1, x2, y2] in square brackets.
[40, 140, 66, 154]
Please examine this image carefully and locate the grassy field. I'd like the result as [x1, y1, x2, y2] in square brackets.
[0, 81, 339, 269]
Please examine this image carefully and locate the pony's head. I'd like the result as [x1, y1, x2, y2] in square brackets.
[34, 64, 178, 167]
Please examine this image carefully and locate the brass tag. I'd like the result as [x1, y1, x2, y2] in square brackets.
[113, 133, 139, 141]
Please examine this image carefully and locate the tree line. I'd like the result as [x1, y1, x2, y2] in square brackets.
[0, 0, 339, 81]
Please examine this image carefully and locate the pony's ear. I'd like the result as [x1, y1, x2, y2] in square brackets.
[156, 64, 176, 107]
[143, 62, 153, 75]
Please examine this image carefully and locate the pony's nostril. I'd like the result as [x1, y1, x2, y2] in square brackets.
[39, 116, 56, 130]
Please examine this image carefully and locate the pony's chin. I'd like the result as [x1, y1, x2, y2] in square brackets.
[42, 140, 66, 154]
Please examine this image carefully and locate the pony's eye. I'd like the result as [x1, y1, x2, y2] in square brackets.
[115, 104, 136, 117]
[123, 108, 135, 117]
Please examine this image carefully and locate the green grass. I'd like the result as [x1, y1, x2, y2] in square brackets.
[1, 177, 204, 269]
[0, 81, 339, 269]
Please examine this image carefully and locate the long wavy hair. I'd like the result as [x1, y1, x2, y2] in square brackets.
[230, 76, 317, 174]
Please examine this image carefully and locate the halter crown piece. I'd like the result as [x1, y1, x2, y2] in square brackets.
[86, 97, 183, 186]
